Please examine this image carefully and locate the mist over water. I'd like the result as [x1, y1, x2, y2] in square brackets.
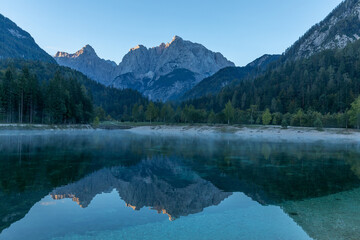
[0, 130, 359, 240]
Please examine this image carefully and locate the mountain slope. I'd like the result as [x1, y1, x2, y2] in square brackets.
[186, 38, 360, 117]
[0, 13, 55, 63]
[55, 45, 116, 85]
[182, 54, 280, 100]
[55, 36, 235, 101]
[285, 0, 360, 60]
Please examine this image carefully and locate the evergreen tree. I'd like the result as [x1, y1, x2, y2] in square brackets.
[160, 103, 174, 122]
[208, 110, 216, 124]
[146, 102, 158, 123]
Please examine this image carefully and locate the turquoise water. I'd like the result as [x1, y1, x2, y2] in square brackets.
[0, 130, 359, 240]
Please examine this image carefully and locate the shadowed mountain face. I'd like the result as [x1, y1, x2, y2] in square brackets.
[54, 36, 234, 101]
[181, 54, 281, 100]
[0, 14, 55, 63]
[1, 131, 360, 238]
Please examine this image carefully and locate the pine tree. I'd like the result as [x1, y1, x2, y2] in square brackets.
[146, 102, 158, 123]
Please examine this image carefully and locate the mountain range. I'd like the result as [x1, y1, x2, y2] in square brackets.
[1, 0, 360, 104]
[55, 36, 235, 101]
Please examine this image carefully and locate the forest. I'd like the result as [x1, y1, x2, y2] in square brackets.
[180, 39, 360, 129]
[1, 38, 360, 129]
[0, 60, 148, 124]
[0, 68, 93, 124]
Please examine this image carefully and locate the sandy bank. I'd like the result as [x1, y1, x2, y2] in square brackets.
[126, 125, 360, 143]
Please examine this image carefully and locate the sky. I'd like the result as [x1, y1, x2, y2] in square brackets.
[0, 0, 343, 66]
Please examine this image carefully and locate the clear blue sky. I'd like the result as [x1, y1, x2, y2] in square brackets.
[0, 0, 343, 66]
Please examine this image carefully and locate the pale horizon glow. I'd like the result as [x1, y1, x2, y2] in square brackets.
[0, 0, 343, 66]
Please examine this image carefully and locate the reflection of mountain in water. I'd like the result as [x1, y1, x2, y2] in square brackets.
[51, 157, 231, 220]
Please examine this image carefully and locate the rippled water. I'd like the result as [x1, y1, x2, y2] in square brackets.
[0, 130, 359, 240]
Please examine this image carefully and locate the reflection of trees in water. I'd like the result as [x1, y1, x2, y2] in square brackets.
[345, 150, 360, 179]
[167, 139, 360, 204]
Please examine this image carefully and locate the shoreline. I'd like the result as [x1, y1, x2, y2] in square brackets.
[0, 124, 93, 130]
[0, 123, 359, 143]
[125, 125, 360, 143]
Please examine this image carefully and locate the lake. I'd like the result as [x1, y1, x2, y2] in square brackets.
[0, 130, 359, 240]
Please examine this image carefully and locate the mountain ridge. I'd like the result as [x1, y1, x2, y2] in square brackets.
[285, 0, 360, 60]
[54, 36, 235, 101]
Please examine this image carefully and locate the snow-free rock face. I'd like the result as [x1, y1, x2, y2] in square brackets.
[55, 45, 117, 86]
[286, 0, 360, 60]
[54, 36, 234, 101]
[0, 13, 56, 63]
[51, 157, 231, 220]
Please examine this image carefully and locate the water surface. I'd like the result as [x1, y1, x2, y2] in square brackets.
[0, 130, 359, 240]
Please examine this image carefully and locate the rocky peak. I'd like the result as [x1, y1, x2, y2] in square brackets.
[55, 44, 97, 58]
[166, 35, 183, 47]
[54, 44, 117, 85]
[129, 44, 147, 52]
[80, 44, 96, 54]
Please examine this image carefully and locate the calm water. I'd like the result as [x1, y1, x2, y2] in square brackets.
[0, 130, 360, 240]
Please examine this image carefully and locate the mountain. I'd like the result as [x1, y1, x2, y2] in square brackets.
[182, 54, 280, 100]
[0, 13, 55, 63]
[55, 45, 117, 86]
[285, 0, 360, 60]
[54, 36, 235, 101]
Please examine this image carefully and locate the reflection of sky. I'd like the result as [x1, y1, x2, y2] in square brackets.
[0, 191, 310, 240]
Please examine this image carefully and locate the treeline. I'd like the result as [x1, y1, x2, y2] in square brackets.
[107, 96, 360, 129]
[0, 68, 93, 124]
[0, 59, 149, 123]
